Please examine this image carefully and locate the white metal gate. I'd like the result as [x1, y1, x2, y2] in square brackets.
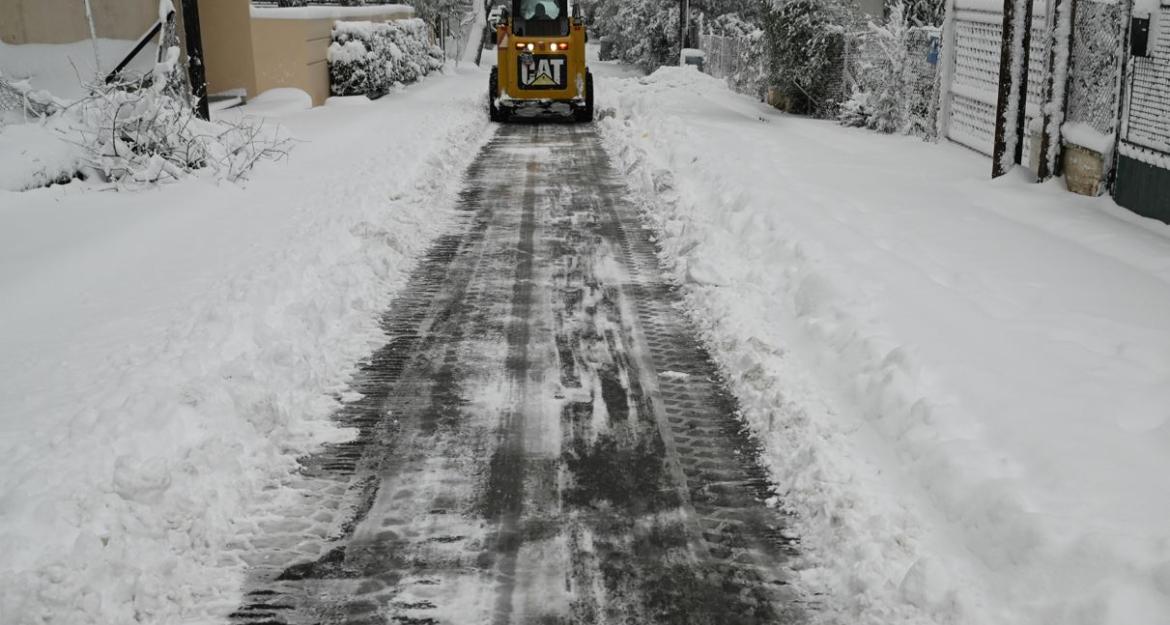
[943, 0, 1051, 160]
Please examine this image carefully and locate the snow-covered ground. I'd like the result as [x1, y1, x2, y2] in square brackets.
[597, 66, 1170, 625]
[5, 35, 1170, 625]
[0, 66, 493, 624]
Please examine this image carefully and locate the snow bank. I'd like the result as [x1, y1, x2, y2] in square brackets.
[243, 87, 314, 116]
[0, 121, 86, 191]
[0, 68, 493, 625]
[598, 66, 1170, 625]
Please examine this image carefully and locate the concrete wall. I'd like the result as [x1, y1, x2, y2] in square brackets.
[1, 0, 159, 45]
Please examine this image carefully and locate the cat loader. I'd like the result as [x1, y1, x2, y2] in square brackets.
[488, 0, 593, 122]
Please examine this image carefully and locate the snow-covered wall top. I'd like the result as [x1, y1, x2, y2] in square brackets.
[250, 4, 413, 20]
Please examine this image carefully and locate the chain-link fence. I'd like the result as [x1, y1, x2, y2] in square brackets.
[0, 76, 60, 125]
[1065, 0, 1125, 139]
[698, 31, 767, 99]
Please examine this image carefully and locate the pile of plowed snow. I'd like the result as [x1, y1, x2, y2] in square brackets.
[598, 66, 1170, 625]
[0, 68, 492, 624]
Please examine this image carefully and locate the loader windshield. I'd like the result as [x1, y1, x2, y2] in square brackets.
[511, 0, 569, 36]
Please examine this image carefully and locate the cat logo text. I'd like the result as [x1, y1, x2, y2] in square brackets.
[519, 56, 567, 90]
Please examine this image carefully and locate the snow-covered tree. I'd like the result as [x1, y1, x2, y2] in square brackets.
[763, 0, 849, 117]
[841, 0, 912, 132]
[591, 0, 680, 73]
[838, 1, 942, 135]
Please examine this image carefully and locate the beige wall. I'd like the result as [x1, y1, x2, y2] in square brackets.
[200, 0, 257, 97]
[250, 18, 320, 103]
[2, 0, 417, 107]
[251, 8, 415, 106]
[1, 0, 159, 45]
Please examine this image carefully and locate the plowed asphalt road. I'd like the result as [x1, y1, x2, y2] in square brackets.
[226, 122, 803, 625]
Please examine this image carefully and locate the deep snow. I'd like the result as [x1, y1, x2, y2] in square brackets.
[0, 67, 493, 624]
[597, 64, 1170, 625]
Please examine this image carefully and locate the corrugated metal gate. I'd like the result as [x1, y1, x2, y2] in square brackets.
[943, 0, 1050, 161]
[1115, 1, 1170, 221]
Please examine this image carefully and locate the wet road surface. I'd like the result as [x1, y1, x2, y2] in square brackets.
[227, 123, 802, 625]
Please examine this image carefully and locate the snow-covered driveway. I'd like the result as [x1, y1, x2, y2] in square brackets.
[599, 68, 1170, 625]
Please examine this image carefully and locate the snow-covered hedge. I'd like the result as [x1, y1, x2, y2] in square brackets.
[327, 19, 444, 96]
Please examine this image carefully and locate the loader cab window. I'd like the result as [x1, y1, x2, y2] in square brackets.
[512, 0, 569, 37]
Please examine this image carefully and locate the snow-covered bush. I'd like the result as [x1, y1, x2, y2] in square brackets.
[763, 0, 849, 117]
[21, 49, 292, 187]
[838, 88, 872, 127]
[328, 19, 444, 96]
[71, 88, 288, 184]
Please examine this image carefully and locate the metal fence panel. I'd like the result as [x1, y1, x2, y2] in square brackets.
[1066, 0, 1125, 137]
[944, 1, 1049, 158]
[1122, 2, 1170, 155]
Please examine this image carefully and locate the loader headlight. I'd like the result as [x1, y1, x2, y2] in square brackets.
[526, 43, 535, 51]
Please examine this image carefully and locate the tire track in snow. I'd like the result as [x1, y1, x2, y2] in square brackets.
[227, 123, 804, 625]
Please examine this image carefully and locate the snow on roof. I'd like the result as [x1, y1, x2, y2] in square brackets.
[250, 4, 414, 20]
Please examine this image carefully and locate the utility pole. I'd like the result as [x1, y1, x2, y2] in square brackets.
[180, 0, 210, 120]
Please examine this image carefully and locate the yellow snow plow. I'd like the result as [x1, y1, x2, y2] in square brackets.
[488, 0, 593, 122]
